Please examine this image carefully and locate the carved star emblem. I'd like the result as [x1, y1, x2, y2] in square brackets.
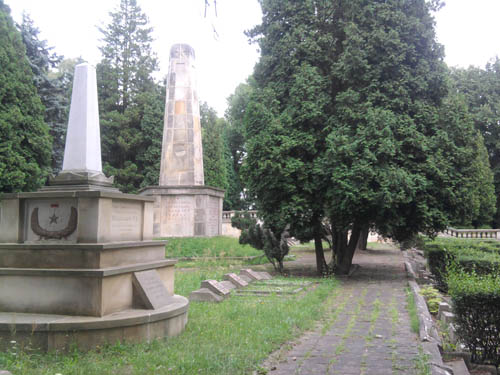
[49, 213, 59, 224]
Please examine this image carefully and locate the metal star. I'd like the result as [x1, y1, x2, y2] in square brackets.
[49, 213, 59, 224]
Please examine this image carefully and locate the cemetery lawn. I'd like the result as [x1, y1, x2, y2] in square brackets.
[163, 236, 262, 258]
[0, 268, 338, 375]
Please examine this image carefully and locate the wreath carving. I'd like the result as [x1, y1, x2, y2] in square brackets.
[31, 207, 78, 240]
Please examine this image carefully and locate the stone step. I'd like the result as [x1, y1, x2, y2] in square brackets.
[446, 358, 470, 375]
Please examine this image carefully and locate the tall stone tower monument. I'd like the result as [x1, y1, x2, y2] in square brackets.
[140, 44, 224, 237]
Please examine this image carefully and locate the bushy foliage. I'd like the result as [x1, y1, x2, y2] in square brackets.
[419, 285, 441, 314]
[0, 0, 52, 192]
[448, 270, 500, 367]
[231, 211, 290, 273]
[423, 239, 500, 291]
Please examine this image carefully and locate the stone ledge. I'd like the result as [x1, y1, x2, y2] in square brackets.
[140, 185, 225, 197]
[1, 191, 156, 201]
[0, 259, 177, 277]
[0, 241, 167, 251]
[0, 294, 188, 332]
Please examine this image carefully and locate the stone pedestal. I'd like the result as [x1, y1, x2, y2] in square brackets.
[140, 185, 224, 237]
[0, 191, 188, 351]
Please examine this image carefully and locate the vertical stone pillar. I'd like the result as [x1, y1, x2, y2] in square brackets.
[140, 44, 224, 237]
[45, 63, 115, 191]
[160, 44, 204, 186]
[62, 63, 102, 173]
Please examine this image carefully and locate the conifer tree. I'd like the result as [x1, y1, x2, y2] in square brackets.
[19, 13, 68, 173]
[244, 0, 487, 274]
[97, 0, 160, 192]
[0, 0, 51, 192]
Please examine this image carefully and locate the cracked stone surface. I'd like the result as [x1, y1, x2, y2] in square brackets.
[262, 247, 421, 375]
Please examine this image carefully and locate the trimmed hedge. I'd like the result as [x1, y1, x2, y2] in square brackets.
[423, 239, 500, 291]
[448, 270, 500, 367]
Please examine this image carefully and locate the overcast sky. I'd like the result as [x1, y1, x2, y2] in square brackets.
[6, 0, 500, 116]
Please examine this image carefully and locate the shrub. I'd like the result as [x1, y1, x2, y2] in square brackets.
[419, 285, 441, 314]
[448, 270, 500, 367]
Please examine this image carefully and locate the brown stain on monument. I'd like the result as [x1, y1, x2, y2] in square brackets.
[175, 101, 186, 115]
[31, 207, 78, 240]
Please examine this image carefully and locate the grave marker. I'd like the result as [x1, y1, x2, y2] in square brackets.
[240, 268, 264, 281]
[224, 273, 248, 288]
[133, 270, 172, 309]
[201, 279, 231, 296]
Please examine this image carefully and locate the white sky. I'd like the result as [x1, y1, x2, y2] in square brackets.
[5, 0, 500, 116]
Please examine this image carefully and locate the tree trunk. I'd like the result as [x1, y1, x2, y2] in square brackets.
[356, 225, 369, 251]
[335, 224, 362, 275]
[314, 234, 328, 275]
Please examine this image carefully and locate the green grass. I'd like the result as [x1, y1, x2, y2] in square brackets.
[162, 236, 262, 258]
[406, 287, 420, 334]
[0, 268, 338, 375]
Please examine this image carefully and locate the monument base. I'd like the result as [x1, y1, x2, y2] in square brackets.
[139, 185, 224, 238]
[0, 189, 189, 351]
[0, 297, 188, 352]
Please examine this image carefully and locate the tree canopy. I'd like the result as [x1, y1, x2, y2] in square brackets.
[243, 0, 492, 274]
[0, 0, 52, 193]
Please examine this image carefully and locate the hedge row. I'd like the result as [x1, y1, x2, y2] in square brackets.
[423, 240, 500, 291]
[447, 271, 500, 367]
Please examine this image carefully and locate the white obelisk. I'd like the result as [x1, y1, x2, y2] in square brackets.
[45, 63, 115, 191]
[62, 63, 102, 173]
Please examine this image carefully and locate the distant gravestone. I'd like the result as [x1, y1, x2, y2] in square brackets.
[201, 280, 231, 297]
[189, 288, 223, 303]
[258, 271, 273, 280]
[132, 270, 172, 309]
[224, 273, 248, 288]
[240, 268, 263, 281]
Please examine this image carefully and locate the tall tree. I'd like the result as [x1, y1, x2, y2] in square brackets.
[0, 0, 52, 192]
[450, 61, 500, 226]
[97, 0, 160, 192]
[19, 13, 68, 173]
[244, 0, 484, 275]
[200, 102, 228, 190]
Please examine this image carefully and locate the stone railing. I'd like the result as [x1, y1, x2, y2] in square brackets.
[446, 227, 500, 239]
[222, 210, 258, 223]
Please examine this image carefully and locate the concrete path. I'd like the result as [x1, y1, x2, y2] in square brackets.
[262, 247, 422, 375]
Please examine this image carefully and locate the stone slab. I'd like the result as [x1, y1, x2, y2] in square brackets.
[200, 279, 231, 296]
[240, 268, 263, 281]
[438, 302, 452, 320]
[224, 273, 248, 288]
[446, 359, 470, 375]
[189, 288, 223, 303]
[258, 271, 273, 280]
[219, 280, 236, 291]
[239, 274, 252, 283]
[132, 270, 172, 310]
[441, 311, 455, 325]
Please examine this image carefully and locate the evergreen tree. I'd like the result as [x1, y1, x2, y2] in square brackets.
[0, 0, 52, 192]
[450, 61, 500, 226]
[19, 13, 68, 173]
[200, 102, 228, 190]
[97, 0, 160, 192]
[244, 0, 484, 275]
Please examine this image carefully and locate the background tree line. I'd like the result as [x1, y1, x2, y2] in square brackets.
[0, 0, 246, 210]
[2, 0, 500, 275]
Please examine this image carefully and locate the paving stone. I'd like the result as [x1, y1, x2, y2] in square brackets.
[260, 247, 423, 374]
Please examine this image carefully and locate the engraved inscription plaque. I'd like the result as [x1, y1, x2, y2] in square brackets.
[111, 200, 142, 240]
[206, 196, 220, 236]
[200, 279, 230, 296]
[224, 273, 248, 288]
[132, 270, 171, 309]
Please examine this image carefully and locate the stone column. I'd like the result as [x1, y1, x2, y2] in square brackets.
[140, 44, 224, 237]
[160, 44, 204, 186]
[44, 63, 115, 191]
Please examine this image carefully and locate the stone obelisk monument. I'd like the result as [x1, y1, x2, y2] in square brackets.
[0, 63, 188, 351]
[140, 44, 224, 237]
